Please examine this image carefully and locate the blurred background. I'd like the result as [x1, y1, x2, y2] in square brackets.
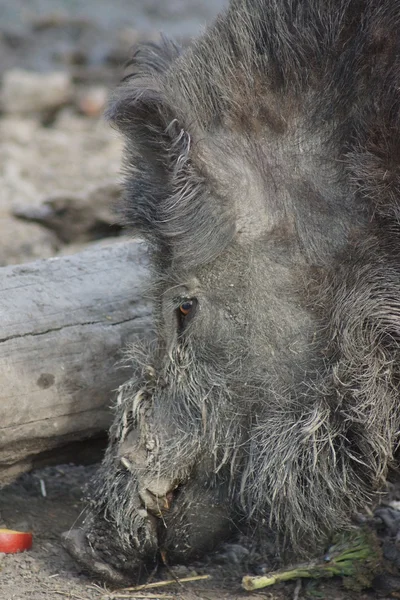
[0, 0, 226, 267]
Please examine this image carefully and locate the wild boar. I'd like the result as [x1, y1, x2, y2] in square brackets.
[64, 0, 400, 582]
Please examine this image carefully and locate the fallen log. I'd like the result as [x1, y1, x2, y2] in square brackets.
[0, 240, 151, 485]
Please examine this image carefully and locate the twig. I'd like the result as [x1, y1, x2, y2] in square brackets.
[159, 552, 183, 588]
[293, 578, 302, 600]
[40, 478, 47, 497]
[105, 595, 174, 599]
[117, 574, 210, 592]
[85, 583, 108, 594]
[87, 583, 108, 593]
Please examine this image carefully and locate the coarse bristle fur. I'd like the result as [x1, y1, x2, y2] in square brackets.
[69, 0, 400, 580]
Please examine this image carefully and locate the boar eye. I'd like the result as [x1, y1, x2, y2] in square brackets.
[176, 299, 198, 332]
[179, 300, 195, 316]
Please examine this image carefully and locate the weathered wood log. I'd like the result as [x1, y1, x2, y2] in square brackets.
[0, 240, 152, 485]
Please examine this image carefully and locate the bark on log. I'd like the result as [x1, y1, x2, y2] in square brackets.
[0, 240, 151, 485]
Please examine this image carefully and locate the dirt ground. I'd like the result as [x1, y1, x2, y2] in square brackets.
[0, 464, 381, 600]
[0, 1, 398, 599]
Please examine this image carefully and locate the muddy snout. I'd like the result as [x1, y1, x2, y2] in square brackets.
[139, 484, 175, 516]
[119, 429, 178, 518]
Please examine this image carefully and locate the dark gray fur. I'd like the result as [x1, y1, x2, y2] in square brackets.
[70, 0, 400, 580]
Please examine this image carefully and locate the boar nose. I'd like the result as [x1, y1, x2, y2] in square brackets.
[139, 479, 176, 517]
[118, 431, 177, 517]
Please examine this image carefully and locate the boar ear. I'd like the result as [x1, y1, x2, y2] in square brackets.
[123, 38, 181, 79]
[106, 39, 236, 266]
[106, 38, 181, 144]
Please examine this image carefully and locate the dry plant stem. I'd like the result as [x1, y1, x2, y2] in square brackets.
[119, 575, 210, 592]
[105, 595, 174, 599]
[293, 579, 302, 600]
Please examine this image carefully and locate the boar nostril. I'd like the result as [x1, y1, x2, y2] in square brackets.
[146, 488, 174, 510]
[165, 490, 174, 509]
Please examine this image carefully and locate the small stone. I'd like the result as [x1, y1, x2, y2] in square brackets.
[76, 86, 108, 118]
[169, 564, 198, 578]
[1, 70, 72, 115]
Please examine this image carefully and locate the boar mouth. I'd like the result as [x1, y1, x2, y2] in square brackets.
[139, 487, 176, 517]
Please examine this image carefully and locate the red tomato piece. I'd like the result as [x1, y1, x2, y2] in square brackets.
[0, 529, 33, 554]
